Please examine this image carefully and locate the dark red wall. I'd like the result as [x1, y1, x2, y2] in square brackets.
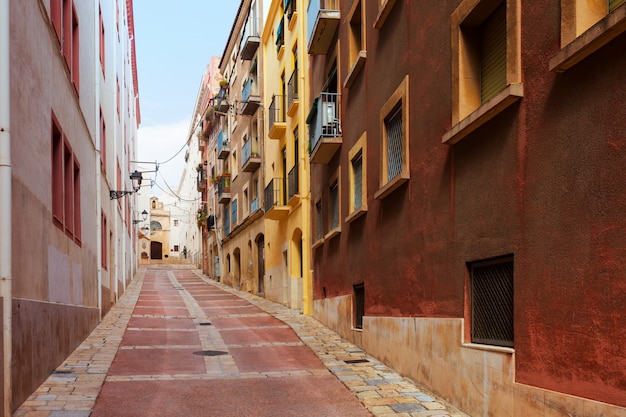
[310, 0, 626, 407]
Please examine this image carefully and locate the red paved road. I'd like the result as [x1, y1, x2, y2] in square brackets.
[90, 267, 371, 417]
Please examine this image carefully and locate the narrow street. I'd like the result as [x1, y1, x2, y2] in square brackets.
[14, 265, 467, 417]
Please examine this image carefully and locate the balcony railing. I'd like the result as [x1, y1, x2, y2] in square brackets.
[197, 168, 207, 192]
[264, 177, 289, 220]
[307, 92, 342, 163]
[288, 165, 299, 201]
[251, 197, 259, 213]
[241, 78, 260, 115]
[268, 95, 286, 139]
[217, 174, 231, 204]
[307, 0, 340, 55]
[241, 15, 260, 60]
[287, 68, 299, 115]
[217, 130, 230, 160]
[242, 138, 261, 173]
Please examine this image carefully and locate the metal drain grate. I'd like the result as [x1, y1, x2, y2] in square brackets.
[197, 322, 213, 326]
[344, 359, 369, 364]
[193, 350, 228, 357]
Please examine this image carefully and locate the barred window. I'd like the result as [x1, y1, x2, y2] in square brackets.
[352, 152, 363, 209]
[386, 106, 403, 181]
[469, 255, 514, 347]
[330, 181, 339, 230]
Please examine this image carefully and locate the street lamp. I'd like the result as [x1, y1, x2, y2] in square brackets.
[110, 170, 143, 200]
[133, 209, 148, 224]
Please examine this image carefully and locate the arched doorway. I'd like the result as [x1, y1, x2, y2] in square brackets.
[256, 234, 265, 294]
[233, 248, 241, 290]
[151, 241, 163, 260]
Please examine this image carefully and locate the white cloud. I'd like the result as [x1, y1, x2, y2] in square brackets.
[137, 119, 192, 195]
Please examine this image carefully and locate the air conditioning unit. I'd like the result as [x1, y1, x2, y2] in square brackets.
[321, 101, 336, 127]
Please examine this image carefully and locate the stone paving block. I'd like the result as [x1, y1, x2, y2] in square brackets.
[392, 403, 427, 413]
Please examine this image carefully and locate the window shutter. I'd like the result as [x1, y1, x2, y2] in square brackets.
[610, 0, 625, 12]
[480, 3, 507, 103]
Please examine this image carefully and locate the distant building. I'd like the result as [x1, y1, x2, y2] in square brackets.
[3, 0, 141, 412]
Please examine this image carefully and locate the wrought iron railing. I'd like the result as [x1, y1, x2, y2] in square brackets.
[308, 92, 340, 153]
[264, 177, 285, 212]
[288, 69, 298, 110]
[288, 165, 299, 200]
[269, 95, 286, 129]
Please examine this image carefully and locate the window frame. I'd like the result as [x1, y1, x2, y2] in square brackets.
[375, 75, 409, 200]
[549, 0, 626, 72]
[345, 0, 367, 88]
[346, 132, 368, 223]
[443, 0, 523, 145]
[353, 283, 365, 330]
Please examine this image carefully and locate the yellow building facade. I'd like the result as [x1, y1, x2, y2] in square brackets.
[262, 0, 312, 314]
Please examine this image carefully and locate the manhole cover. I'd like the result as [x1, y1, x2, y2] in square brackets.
[193, 350, 228, 357]
[344, 359, 369, 364]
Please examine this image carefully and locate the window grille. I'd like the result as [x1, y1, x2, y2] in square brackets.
[352, 152, 363, 209]
[353, 284, 365, 329]
[316, 201, 323, 241]
[386, 106, 403, 181]
[469, 256, 514, 347]
[330, 182, 339, 229]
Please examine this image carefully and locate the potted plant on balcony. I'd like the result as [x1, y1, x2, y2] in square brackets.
[196, 210, 207, 228]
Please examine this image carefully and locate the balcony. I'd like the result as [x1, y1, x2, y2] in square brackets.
[268, 95, 286, 139]
[307, 0, 340, 55]
[217, 174, 231, 204]
[241, 78, 261, 116]
[241, 16, 260, 60]
[287, 68, 299, 117]
[264, 177, 289, 220]
[242, 138, 261, 173]
[215, 86, 229, 113]
[250, 197, 259, 213]
[217, 131, 230, 160]
[288, 165, 300, 206]
[307, 92, 342, 164]
[196, 167, 207, 192]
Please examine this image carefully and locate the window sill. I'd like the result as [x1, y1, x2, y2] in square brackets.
[374, 0, 397, 29]
[442, 83, 523, 145]
[312, 238, 325, 250]
[549, 5, 626, 72]
[374, 171, 409, 200]
[345, 205, 367, 224]
[461, 343, 514, 355]
[288, 11, 298, 31]
[351, 327, 364, 332]
[344, 50, 367, 89]
[324, 227, 341, 241]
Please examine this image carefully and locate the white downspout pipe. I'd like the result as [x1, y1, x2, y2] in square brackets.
[0, 0, 12, 412]
[94, 0, 103, 318]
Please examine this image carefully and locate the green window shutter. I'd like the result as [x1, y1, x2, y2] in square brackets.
[610, 0, 625, 12]
[480, 3, 507, 103]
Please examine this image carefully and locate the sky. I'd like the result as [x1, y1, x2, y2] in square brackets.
[133, 1, 241, 195]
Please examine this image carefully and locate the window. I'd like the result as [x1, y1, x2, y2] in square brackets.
[345, 0, 367, 88]
[375, 75, 409, 200]
[326, 170, 341, 240]
[353, 283, 365, 330]
[468, 255, 514, 348]
[51, 114, 81, 245]
[374, 0, 398, 28]
[314, 199, 323, 246]
[100, 109, 106, 173]
[51, 0, 79, 91]
[174, 245, 179, 252]
[100, 5, 105, 73]
[101, 211, 108, 270]
[347, 133, 367, 223]
[444, 0, 522, 145]
[173, 219, 178, 227]
[550, 0, 626, 72]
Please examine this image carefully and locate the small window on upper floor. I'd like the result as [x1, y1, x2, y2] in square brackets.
[443, 0, 523, 145]
[550, 0, 626, 72]
[347, 132, 367, 223]
[375, 75, 409, 200]
[345, 0, 367, 88]
[326, 169, 341, 240]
